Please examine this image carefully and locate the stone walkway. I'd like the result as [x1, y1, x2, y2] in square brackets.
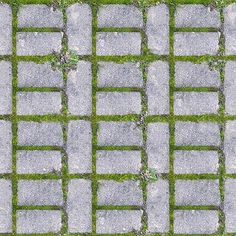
[1, 0, 236, 235]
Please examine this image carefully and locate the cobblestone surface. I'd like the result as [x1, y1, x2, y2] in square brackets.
[1, 1, 236, 235]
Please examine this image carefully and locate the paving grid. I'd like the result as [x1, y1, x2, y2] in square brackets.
[1, 0, 236, 235]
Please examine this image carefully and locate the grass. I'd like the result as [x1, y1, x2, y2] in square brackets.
[1, 0, 236, 235]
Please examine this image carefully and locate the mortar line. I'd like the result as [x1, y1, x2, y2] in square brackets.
[168, 1, 175, 234]
[11, 0, 18, 234]
[91, 3, 98, 235]
[139, 4, 148, 235]
[218, 4, 226, 234]
[60, 0, 69, 234]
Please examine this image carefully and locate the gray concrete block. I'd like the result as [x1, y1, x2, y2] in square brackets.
[67, 61, 92, 116]
[175, 5, 220, 28]
[225, 61, 236, 115]
[98, 5, 143, 28]
[175, 122, 220, 146]
[18, 4, 63, 28]
[96, 150, 141, 174]
[96, 92, 142, 115]
[17, 92, 62, 115]
[224, 121, 236, 173]
[18, 180, 63, 206]
[18, 121, 63, 146]
[97, 32, 141, 55]
[175, 62, 220, 87]
[96, 210, 142, 234]
[147, 180, 169, 233]
[174, 92, 219, 115]
[175, 180, 220, 206]
[67, 121, 92, 174]
[18, 62, 63, 88]
[174, 32, 219, 55]
[174, 150, 219, 174]
[67, 179, 92, 233]
[224, 4, 236, 55]
[225, 179, 236, 233]
[0, 4, 12, 55]
[67, 4, 92, 55]
[17, 151, 61, 174]
[147, 61, 169, 115]
[97, 62, 143, 88]
[174, 210, 219, 234]
[97, 122, 143, 146]
[97, 180, 143, 206]
[0, 61, 12, 115]
[17, 210, 61, 234]
[0, 179, 12, 233]
[147, 4, 169, 55]
[147, 123, 169, 173]
[0, 121, 12, 174]
[17, 32, 62, 56]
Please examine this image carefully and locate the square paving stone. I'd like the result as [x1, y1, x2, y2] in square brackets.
[174, 210, 219, 234]
[18, 180, 63, 206]
[96, 92, 142, 115]
[18, 5, 63, 28]
[96, 32, 141, 55]
[96, 210, 142, 234]
[97, 180, 143, 206]
[16, 210, 62, 234]
[97, 5, 143, 28]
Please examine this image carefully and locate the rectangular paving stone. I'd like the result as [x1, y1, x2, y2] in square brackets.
[97, 180, 143, 206]
[147, 61, 169, 115]
[175, 5, 220, 28]
[0, 179, 12, 233]
[67, 121, 92, 174]
[18, 180, 63, 206]
[17, 210, 61, 234]
[67, 179, 92, 233]
[147, 180, 169, 233]
[67, 61, 92, 115]
[147, 123, 169, 173]
[146, 4, 169, 55]
[224, 4, 236, 55]
[96, 150, 141, 174]
[96, 92, 142, 115]
[0, 4, 12, 55]
[174, 32, 219, 55]
[97, 122, 143, 146]
[174, 92, 219, 115]
[98, 5, 143, 28]
[17, 32, 62, 56]
[175, 121, 220, 146]
[174, 150, 219, 174]
[0, 121, 12, 174]
[18, 62, 63, 88]
[66, 4, 92, 55]
[97, 62, 143, 88]
[225, 61, 236, 115]
[175, 180, 220, 206]
[96, 210, 142, 234]
[17, 92, 62, 115]
[175, 62, 220, 87]
[224, 121, 236, 173]
[18, 121, 63, 146]
[18, 5, 63, 28]
[225, 179, 236, 232]
[96, 32, 141, 55]
[0, 61, 12, 115]
[174, 210, 219, 234]
[17, 150, 61, 174]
